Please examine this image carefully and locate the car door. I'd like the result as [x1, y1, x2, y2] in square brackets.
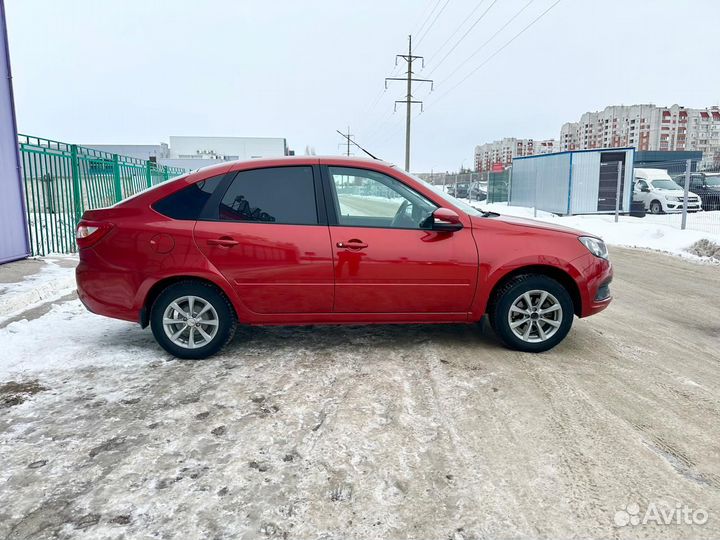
[634, 179, 650, 208]
[194, 165, 334, 314]
[322, 165, 478, 314]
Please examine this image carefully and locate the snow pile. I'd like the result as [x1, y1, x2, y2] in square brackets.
[476, 202, 720, 263]
[687, 239, 720, 261]
[0, 257, 78, 323]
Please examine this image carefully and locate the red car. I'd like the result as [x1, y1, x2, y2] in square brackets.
[76, 157, 612, 359]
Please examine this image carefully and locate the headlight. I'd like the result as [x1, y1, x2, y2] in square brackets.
[579, 236, 608, 259]
[667, 196, 680, 202]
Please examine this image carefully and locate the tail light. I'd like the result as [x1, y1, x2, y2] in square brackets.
[76, 220, 113, 249]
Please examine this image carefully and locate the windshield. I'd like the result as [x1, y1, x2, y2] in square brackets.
[705, 176, 720, 186]
[408, 174, 484, 217]
[651, 179, 682, 190]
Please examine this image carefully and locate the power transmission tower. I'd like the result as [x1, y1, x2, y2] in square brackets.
[336, 130, 379, 160]
[337, 126, 354, 156]
[385, 35, 433, 171]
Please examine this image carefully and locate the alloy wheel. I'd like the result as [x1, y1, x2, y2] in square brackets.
[162, 295, 219, 349]
[507, 289, 563, 343]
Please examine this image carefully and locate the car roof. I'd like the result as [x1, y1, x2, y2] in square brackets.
[634, 168, 671, 179]
[218, 155, 395, 169]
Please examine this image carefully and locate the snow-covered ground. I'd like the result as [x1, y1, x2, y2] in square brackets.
[2, 248, 720, 539]
[0, 256, 77, 325]
[472, 202, 720, 263]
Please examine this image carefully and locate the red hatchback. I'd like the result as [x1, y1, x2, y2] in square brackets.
[76, 157, 612, 359]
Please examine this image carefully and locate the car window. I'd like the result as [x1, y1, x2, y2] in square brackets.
[152, 174, 225, 220]
[328, 167, 436, 229]
[635, 180, 648, 190]
[218, 166, 318, 225]
[651, 179, 681, 190]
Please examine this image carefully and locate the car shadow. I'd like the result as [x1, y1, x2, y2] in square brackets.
[226, 316, 505, 354]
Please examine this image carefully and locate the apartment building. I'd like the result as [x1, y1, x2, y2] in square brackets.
[474, 137, 559, 171]
[560, 104, 720, 165]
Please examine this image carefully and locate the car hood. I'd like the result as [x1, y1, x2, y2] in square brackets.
[472, 213, 589, 237]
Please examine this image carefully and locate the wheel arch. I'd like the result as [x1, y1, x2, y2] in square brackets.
[139, 275, 238, 328]
[486, 264, 582, 318]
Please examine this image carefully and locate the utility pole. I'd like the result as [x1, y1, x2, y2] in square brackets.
[385, 35, 433, 172]
[338, 126, 354, 156]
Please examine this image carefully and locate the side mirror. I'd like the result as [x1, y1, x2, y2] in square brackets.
[430, 208, 463, 232]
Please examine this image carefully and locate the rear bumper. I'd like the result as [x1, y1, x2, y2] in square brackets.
[76, 251, 140, 323]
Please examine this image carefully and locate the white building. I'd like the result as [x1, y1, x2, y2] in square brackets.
[560, 104, 720, 166]
[474, 138, 559, 171]
[83, 143, 170, 161]
[87, 135, 291, 170]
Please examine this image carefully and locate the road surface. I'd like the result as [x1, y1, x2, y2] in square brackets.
[1, 247, 719, 539]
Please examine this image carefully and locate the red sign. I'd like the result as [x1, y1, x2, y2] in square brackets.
[491, 163, 504, 172]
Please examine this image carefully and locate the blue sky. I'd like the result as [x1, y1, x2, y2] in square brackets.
[6, 0, 720, 172]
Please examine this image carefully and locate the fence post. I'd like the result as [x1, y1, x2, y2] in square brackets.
[112, 154, 122, 203]
[614, 160, 622, 223]
[163, 167, 169, 182]
[70, 144, 83, 223]
[145, 161, 153, 188]
[681, 158, 691, 230]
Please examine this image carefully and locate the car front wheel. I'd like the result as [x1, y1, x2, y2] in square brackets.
[649, 200, 664, 214]
[150, 280, 237, 359]
[490, 275, 574, 353]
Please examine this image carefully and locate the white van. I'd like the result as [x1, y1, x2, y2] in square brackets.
[633, 168, 702, 214]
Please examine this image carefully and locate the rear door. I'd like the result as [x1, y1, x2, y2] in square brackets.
[194, 165, 334, 314]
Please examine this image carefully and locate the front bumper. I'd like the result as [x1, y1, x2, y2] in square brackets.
[572, 252, 613, 317]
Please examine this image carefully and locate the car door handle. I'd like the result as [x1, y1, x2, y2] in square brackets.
[337, 240, 368, 249]
[207, 237, 239, 247]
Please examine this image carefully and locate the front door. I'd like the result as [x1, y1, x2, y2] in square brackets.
[194, 165, 334, 314]
[598, 152, 626, 211]
[324, 166, 478, 314]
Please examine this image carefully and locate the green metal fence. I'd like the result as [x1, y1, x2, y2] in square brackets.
[19, 135, 187, 256]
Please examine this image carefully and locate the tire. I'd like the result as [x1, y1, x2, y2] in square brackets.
[649, 200, 664, 214]
[489, 274, 574, 353]
[150, 280, 237, 359]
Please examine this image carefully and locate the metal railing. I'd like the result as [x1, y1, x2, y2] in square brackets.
[19, 135, 187, 256]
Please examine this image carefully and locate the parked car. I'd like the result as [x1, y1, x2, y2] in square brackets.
[451, 182, 470, 198]
[468, 181, 488, 201]
[76, 157, 613, 359]
[685, 173, 720, 211]
[633, 168, 702, 214]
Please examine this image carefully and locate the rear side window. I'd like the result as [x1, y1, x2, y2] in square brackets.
[218, 166, 318, 225]
[152, 174, 225, 220]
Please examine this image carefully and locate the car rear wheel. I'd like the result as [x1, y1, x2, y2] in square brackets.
[650, 200, 663, 214]
[150, 280, 236, 359]
[490, 275, 574, 353]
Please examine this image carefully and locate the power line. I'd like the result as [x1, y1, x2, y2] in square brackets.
[425, 0, 499, 77]
[428, 0, 562, 107]
[413, 0, 444, 43]
[424, 0, 489, 66]
[437, 0, 536, 84]
[415, 0, 452, 48]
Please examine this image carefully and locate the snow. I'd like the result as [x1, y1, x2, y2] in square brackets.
[0, 256, 78, 324]
[473, 202, 720, 263]
[2, 300, 154, 380]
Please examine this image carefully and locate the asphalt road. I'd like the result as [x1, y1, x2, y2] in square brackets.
[1, 247, 719, 539]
